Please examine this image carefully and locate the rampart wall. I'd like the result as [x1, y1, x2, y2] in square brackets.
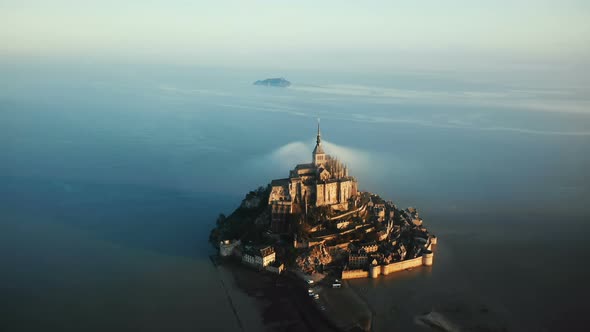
[342, 269, 369, 279]
[381, 256, 423, 275]
[342, 249, 436, 279]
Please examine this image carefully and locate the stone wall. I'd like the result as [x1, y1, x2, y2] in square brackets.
[342, 269, 369, 279]
[326, 242, 350, 255]
[265, 263, 285, 275]
[381, 256, 424, 276]
[293, 237, 325, 249]
[271, 202, 292, 233]
[316, 182, 339, 205]
[339, 179, 357, 204]
[270, 184, 289, 202]
[422, 252, 434, 266]
[341, 251, 436, 279]
[316, 179, 358, 207]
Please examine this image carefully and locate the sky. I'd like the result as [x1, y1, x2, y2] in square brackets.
[1, 1, 589, 71]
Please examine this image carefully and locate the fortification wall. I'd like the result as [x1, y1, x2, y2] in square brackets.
[430, 236, 438, 245]
[265, 263, 285, 275]
[423, 252, 434, 266]
[381, 256, 424, 276]
[342, 269, 369, 279]
[369, 265, 380, 278]
[342, 251, 436, 279]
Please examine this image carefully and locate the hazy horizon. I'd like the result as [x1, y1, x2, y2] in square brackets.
[2, 1, 590, 75]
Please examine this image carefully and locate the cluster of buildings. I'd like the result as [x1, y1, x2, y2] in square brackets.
[216, 124, 436, 280]
[220, 240, 285, 274]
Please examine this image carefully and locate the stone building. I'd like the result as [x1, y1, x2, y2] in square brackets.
[349, 252, 368, 268]
[242, 246, 276, 268]
[269, 124, 358, 233]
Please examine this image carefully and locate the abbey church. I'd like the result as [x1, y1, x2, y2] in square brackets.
[269, 124, 358, 233]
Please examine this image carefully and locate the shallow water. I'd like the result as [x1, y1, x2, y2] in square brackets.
[1, 61, 589, 331]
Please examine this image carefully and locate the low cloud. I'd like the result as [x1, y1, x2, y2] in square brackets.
[241, 140, 406, 193]
[291, 83, 590, 115]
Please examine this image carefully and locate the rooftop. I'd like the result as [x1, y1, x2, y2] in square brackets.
[271, 178, 290, 186]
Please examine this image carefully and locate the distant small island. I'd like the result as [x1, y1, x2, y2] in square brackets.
[253, 77, 291, 87]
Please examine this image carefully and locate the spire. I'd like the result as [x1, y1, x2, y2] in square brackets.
[316, 118, 321, 145]
[312, 118, 325, 165]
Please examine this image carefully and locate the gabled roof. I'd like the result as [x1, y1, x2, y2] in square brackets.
[294, 163, 314, 170]
[313, 143, 325, 155]
[271, 178, 290, 186]
[243, 245, 275, 258]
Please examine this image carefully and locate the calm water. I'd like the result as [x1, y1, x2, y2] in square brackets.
[1, 61, 589, 331]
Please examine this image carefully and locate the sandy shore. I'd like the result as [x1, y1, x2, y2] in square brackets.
[213, 257, 348, 331]
[319, 284, 372, 331]
[214, 259, 266, 331]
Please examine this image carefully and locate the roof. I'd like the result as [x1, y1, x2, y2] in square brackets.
[320, 176, 356, 184]
[313, 143, 325, 155]
[294, 163, 315, 170]
[271, 178, 290, 186]
[361, 242, 378, 248]
[243, 245, 275, 258]
[259, 246, 274, 257]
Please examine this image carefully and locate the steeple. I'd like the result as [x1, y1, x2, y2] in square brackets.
[313, 119, 325, 166]
[316, 120, 321, 145]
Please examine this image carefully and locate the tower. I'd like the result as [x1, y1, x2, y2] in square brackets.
[312, 120, 326, 166]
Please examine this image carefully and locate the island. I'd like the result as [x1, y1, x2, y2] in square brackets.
[253, 77, 291, 87]
[210, 123, 436, 277]
[209, 123, 437, 330]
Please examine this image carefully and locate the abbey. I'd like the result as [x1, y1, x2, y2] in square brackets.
[211, 122, 437, 286]
[269, 124, 358, 233]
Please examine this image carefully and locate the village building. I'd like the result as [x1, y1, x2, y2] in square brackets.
[242, 246, 276, 268]
[374, 203, 386, 222]
[351, 241, 379, 254]
[348, 252, 368, 268]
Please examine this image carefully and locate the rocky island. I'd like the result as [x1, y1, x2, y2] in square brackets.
[209, 123, 437, 331]
[253, 77, 291, 87]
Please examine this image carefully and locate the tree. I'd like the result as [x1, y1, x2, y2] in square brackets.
[216, 213, 226, 226]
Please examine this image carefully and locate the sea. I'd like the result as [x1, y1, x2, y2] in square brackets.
[1, 59, 589, 331]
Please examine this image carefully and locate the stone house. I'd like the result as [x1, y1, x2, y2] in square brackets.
[242, 246, 276, 268]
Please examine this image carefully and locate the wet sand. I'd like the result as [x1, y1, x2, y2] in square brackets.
[215, 261, 265, 331]
[214, 259, 347, 331]
[319, 282, 372, 331]
[0, 218, 242, 332]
